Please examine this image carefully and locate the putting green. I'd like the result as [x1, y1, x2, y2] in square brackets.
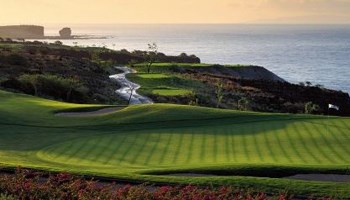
[37, 119, 350, 168]
[127, 73, 195, 96]
[1, 90, 350, 196]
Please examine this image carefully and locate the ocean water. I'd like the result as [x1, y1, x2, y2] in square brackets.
[43, 24, 350, 94]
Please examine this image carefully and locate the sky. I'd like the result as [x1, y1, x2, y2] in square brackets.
[0, 0, 350, 24]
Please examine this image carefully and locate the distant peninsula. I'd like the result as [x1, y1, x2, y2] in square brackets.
[0, 25, 106, 40]
[0, 25, 45, 39]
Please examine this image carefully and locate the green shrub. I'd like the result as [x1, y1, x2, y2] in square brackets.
[18, 74, 39, 96]
[215, 81, 224, 108]
[304, 101, 320, 114]
[0, 194, 16, 200]
[238, 97, 250, 111]
[2, 54, 28, 66]
[54, 41, 63, 45]
[18, 74, 88, 102]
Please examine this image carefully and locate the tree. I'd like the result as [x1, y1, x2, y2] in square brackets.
[65, 76, 82, 101]
[215, 81, 224, 108]
[188, 92, 199, 106]
[304, 102, 320, 114]
[238, 97, 250, 111]
[146, 43, 158, 73]
[18, 74, 39, 96]
[127, 84, 136, 105]
[305, 81, 312, 87]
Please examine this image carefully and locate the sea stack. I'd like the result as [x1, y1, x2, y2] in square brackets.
[59, 27, 72, 38]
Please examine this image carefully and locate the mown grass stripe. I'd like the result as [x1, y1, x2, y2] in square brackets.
[230, 127, 237, 162]
[274, 130, 292, 163]
[118, 133, 139, 164]
[283, 123, 306, 164]
[49, 140, 74, 160]
[159, 133, 174, 165]
[213, 129, 218, 162]
[224, 127, 231, 162]
[91, 135, 115, 163]
[130, 131, 153, 164]
[251, 128, 263, 162]
[148, 132, 167, 165]
[65, 137, 94, 163]
[172, 131, 185, 164]
[261, 124, 277, 163]
[333, 127, 350, 161]
[290, 122, 321, 164]
[242, 133, 250, 162]
[81, 136, 104, 161]
[104, 134, 128, 165]
[302, 122, 336, 164]
[313, 122, 347, 163]
[185, 131, 195, 163]
[200, 131, 206, 162]
[339, 118, 350, 130]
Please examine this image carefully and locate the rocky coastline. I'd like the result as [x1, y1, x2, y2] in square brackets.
[0, 25, 104, 40]
[0, 40, 348, 116]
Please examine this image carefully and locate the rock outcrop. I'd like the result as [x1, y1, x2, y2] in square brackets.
[59, 28, 72, 38]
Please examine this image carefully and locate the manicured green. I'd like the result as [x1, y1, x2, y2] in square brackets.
[127, 73, 197, 96]
[0, 90, 350, 197]
[128, 63, 250, 98]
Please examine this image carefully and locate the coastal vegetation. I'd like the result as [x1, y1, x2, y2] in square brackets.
[0, 40, 350, 198]
[2, 40, 348, 115]
[146, 42, 158, 73]
[0, 41, 199, 104]
[129, 63, 350, 116]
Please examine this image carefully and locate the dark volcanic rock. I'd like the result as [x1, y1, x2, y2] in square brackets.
[187, 65, 285, 82]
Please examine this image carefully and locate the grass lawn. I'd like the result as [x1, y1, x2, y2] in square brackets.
[127, 73, 197, 96]
[127, 63, 253, 99]
[0, 90, 350, 197]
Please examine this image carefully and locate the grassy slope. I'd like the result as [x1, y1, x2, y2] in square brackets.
[127, 73, 197, 96]
[128, 63, 213, 97]
[127, 63, 252, 97]
[0, 90, 350, 197]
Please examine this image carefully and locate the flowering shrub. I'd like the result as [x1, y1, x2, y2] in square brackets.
[0, 168, 324, 200]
